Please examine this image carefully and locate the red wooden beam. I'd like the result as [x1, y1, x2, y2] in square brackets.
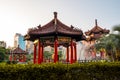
[34, 44, 37, 64]
[66, 46, 69, 62]
[41, 45, 44, 62]
[70, 40, 73, 64]
[38, 40, 41, 64]
[54, 39, 58, 63]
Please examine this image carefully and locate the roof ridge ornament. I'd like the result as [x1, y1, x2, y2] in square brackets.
[54, 12, 57, 26]
[71, 25, 74, 29]
[37, 24, 41, 29]
[54, 12, 57, 19]
[95, 19, 98, 26]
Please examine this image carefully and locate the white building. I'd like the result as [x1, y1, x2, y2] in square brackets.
[25, 41, 34, 54]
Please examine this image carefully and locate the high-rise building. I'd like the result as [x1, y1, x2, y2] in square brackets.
[14, 33, 25, 50]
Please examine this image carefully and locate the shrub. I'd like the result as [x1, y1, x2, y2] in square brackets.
[0, 62, 120, 80]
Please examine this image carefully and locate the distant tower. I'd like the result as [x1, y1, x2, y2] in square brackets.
[14, 33, 25, 50]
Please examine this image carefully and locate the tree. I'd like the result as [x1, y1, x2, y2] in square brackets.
[44, 51, 52, 59]
[0, 47, 9, 62]
[113, 24, 120, 60]
[58, 51, 63, 60]
[26, 53, 33, 62]
[95, 24, 120, 61]
[95, 34, 117, 61]
[113, 24, 120, 32]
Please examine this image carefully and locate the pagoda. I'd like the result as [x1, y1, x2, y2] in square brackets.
[84, 19, 110, 60]
[24, 12, 85, 64]
[85, 19, 110, 41]
[9, 45, 27, 62]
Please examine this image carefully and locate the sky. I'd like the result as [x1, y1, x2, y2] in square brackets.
[0, 0, 120, 47]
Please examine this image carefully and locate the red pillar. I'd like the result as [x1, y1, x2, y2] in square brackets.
[34, 44, 37, 64]
[38, 40, 41, 64]
[74, 43, 77, 62]
[41, 45, 44, 62]
[66, 46, 69, 62]
[9, 55, 12, 61]
[23, 55, 26, 62]
[54, 39, 58, 63]
[14, 55, 16, 61]
[70, 39, 73, 64]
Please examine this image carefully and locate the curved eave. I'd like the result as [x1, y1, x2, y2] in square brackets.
[27, 18, 83, 36]
[57, 30, 82, 36]
[25, 32, 85, 42]
[85, 29, 110, 36]
[85, 31, 91, 36]
[103, 29, 110, 34]
[25, 12, 84, 41]
[27, 19, 55, 34]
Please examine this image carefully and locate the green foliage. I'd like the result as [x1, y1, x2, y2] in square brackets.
[0, 47, 9, 62]
[95, 34, 120, 61]
[44, 51, 52, 59]
[95, 24, 120, 61]
[113, 24, 120, 32]
[0, 62, 120, 80]
[58, 51, 63, 60]
[26, 53, 33, 61]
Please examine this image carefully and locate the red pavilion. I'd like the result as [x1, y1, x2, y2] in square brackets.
[24, 12, 85, 64]
[9, 45, 27, 62]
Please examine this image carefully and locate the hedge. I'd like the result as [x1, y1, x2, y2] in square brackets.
[0, 62, 120, 80]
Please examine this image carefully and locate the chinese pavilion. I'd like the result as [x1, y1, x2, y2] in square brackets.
[24, 12, 85, 64]
[9, 45, 27, 62]
[84, 19, 110, 59]
[85, 19, 110, 42]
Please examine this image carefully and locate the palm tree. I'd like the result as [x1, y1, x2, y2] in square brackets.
[95, 24, 120, 61]
[95, 34, 117, 61]
[113, 24, 120, 61]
